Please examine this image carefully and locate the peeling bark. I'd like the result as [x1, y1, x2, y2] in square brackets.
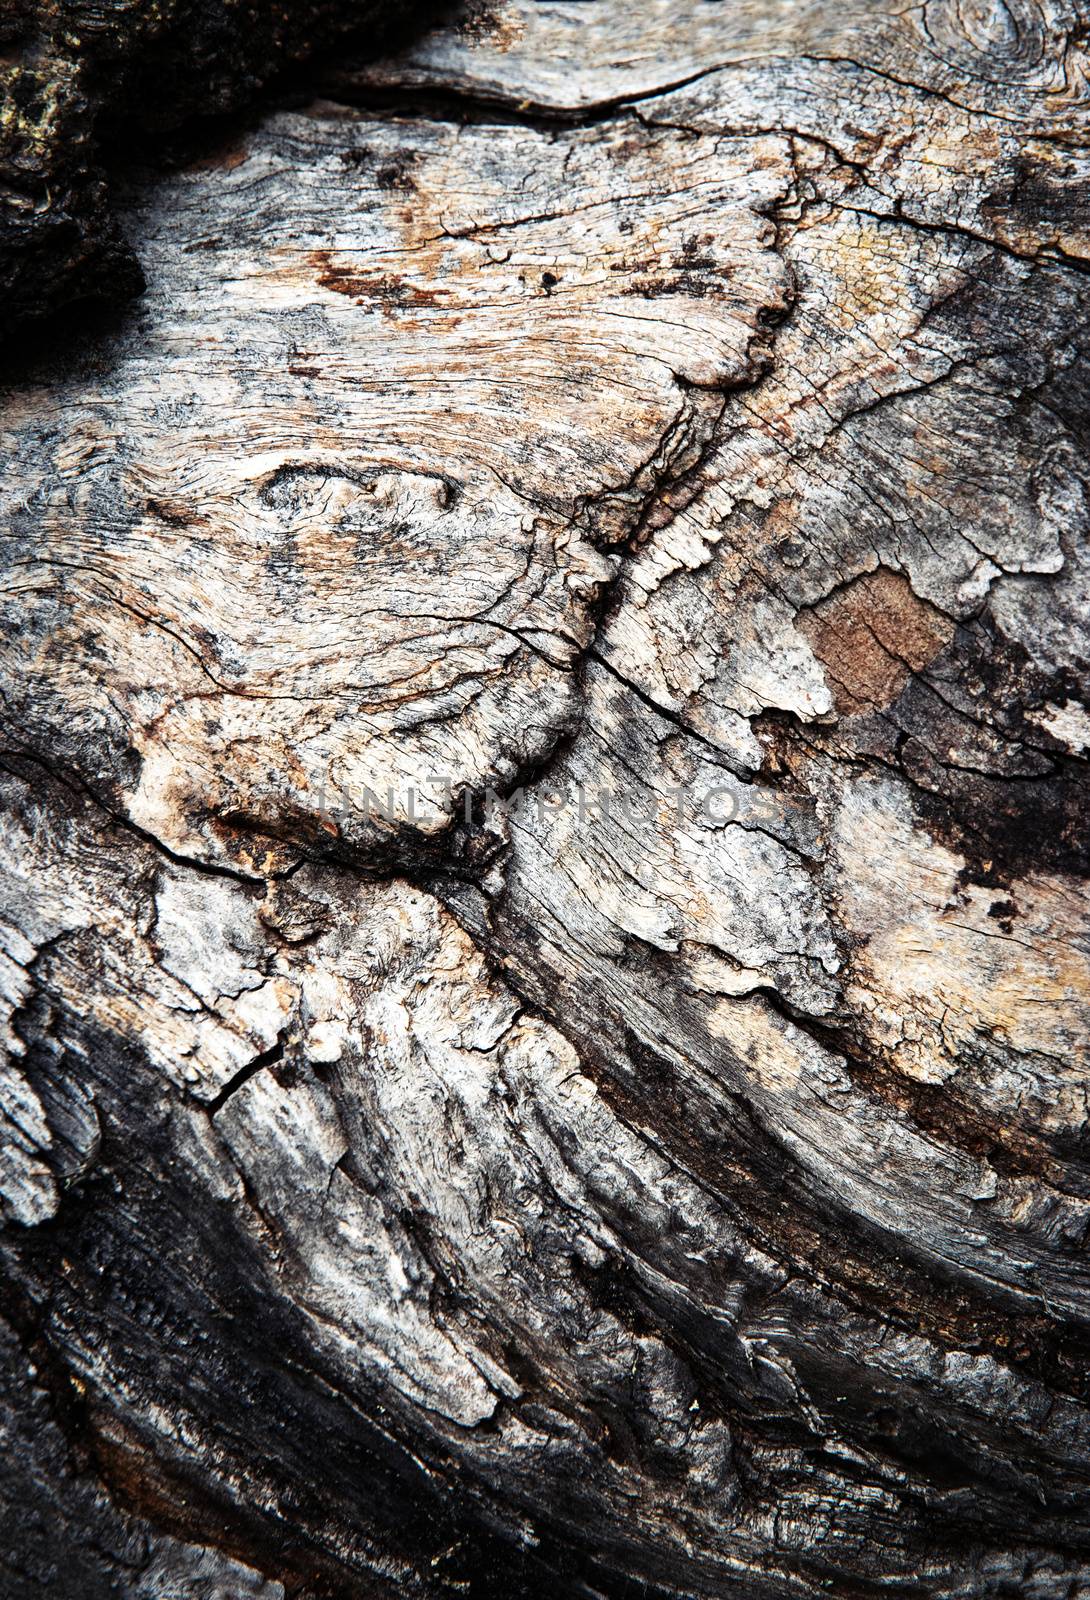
[2, 2, 1090, 1597]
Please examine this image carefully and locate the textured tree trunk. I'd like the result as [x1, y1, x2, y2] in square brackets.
[2, 2, 1089, 1597]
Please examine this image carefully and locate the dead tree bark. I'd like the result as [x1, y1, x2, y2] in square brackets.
[2, 1, 1089, 1596]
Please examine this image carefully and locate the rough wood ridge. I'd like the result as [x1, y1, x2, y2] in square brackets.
[1, 1, 1089, 1595]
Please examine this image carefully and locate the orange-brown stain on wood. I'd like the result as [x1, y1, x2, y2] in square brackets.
[189, 133, 252, 172]
[800, 567, 953, 715]
[308, 249, 448, 311]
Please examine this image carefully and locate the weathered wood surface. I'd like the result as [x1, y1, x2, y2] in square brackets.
[0, 0, 438, 337]
[2, 1, 1090, 1595]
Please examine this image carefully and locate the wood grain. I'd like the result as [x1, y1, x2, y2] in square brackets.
[2, 2, 1089, 1596]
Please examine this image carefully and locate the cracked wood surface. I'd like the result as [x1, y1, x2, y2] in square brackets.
[0, 0, 441, 336]
[2, 2, 1090, 1597]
